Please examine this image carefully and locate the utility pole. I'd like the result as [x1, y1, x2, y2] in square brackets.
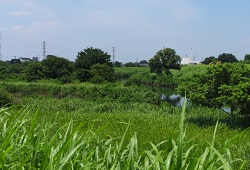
[0, 32, 2, 60]
[42, 41, 46, 59]
[190, 48, 193, 62]
[112, 46, 115, 65]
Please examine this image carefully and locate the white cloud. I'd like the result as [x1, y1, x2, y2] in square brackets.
[10, 21, 58, 35]
[7, 10, 33, 18]
[11, 25, 26, 32]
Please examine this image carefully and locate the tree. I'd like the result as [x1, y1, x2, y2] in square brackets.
[149, 48, 181, 75]
[10, 59, 21, 64]
[114, 61, 122, 67]
[139, 60, 148, 66]
[177, 63, 250, 120]
[24, 62, 48, 81]
[75, 47, 113, 82]
[218, 53, 238, 63]
[201, 56, 218, 65]
[244, 54, 250, 60]
[42, 55, 74, 79]
[90, 63, 115, 83]
[148, 57, 162, 74]
[124, 62, 136, 67]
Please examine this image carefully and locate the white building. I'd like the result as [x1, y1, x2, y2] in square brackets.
[181, 57, 190, 65]
[181, 48, 201, 65]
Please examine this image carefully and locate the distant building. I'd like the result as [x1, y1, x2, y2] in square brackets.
[19, 57, 32, 62]
[181, 48, 201, 65]
[32, 57, 39, 62]
[181, 57, 200, 65]
[181, 57, 190, 65]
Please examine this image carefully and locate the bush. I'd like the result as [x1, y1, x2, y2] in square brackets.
[0, 86, 12, 106]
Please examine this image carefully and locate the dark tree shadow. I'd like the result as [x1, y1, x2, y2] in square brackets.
[187, 115, 250, 130]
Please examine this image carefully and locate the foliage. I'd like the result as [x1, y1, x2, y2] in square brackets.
[75, 47, 113, 82]
[244, 54, 250, 60]
[10, 58, 21, 64]
[24, 62, 48, 81]
[124, 73, 177, 89]
[177, 63, 250, 116]
[139, 60, 148, 65]
[0, 99, 248, 169]
[42, 55, 74, 79]
[114, 61, 122, 67]
[0, 86, 12, 107]
[90, 63, 115, 83]
[201, 56, 218, 64]
[218, 53, 238, 63]
[124, 62, 137, 67]
[149, 48, 181, 75]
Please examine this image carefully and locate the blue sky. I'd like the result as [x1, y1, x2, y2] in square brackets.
[1, 0, 250, 62]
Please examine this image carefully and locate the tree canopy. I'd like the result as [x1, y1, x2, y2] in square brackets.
[75, 47, 114, 82]
[24, 62, 48, 81]
[218, 53, 238, 63]
[244, 54, 250, 60]
[148, 48, 181, 75]
[201, 56, 217, 65]
[42, 55, 74, 79]
[177, 63, 250, 117]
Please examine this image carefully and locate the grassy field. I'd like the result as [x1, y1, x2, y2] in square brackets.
[115, 64, 211, 81]
[1, 64, 250, 169]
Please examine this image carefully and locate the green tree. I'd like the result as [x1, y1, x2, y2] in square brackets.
[90, 63, 115, 83]
[148, 57, 162, 74]
[201, 56, 218, 65]
[124, 62, 136, 67]
[177, 63, 250, 119]
[75, 47, 113, 82]
[218, 53, 238, 63]
[24, 62, 48, 81]
[149, 48, 181, 75]
[42, 55, 74, 79]
[244, 54, 250, 60]
[114, 61, 122, 67]
[10, 59, 21, 64]
[139, 60, 148, 65]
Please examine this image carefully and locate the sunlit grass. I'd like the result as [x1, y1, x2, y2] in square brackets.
[0, 99, 248, 169]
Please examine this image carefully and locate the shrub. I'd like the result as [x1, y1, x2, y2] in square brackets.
[0, 86, 12, 106]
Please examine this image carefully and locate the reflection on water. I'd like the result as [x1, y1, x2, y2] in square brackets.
[161, 93, 185, 107]
[161, 93, 231, 113]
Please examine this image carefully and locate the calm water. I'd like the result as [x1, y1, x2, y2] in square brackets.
[161, 92, 231, 113]
[161, 93, 185, 107]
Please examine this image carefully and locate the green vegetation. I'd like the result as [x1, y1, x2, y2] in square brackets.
[75, 47, 114, 83]
[148, 48, 181, 75]
[1, 46, 250, 169]
[0, 95, 249, 169]
[177, 63, 250, 119]
[201, 53, 238, 65]
[0, 79, 249, 169]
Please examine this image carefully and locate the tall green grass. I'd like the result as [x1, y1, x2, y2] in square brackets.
[0, 101, 248, 169]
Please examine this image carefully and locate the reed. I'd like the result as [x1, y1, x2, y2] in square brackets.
[0, 101, 247, 169]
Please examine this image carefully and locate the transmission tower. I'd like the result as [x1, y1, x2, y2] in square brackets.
[0, 32, 2, 60]
[42, 41, 46, 59]
[112, 46, 115, 65]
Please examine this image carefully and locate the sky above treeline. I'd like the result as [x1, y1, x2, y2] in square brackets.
[1, 0, 250, 62]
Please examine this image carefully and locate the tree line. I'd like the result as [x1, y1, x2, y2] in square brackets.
[201, 53, 250, 65]
[0, 47, 116, 83]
